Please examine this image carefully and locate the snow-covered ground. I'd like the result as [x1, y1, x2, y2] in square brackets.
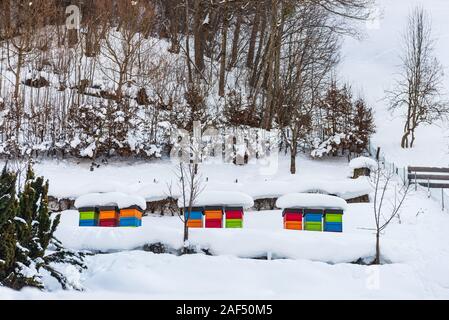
[2, 0, 449, 300]
[2, 169, 449, 299]
[341, 0, 449, 167]
[1, 155, 362, 201]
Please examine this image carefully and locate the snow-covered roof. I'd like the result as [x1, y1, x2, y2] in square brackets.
[178, 191, 254, 209]
[349, 157, 378, 171]
[276, 193, 348, 210]
[75, 192, 146, 210]
[245, 178, 371, 201]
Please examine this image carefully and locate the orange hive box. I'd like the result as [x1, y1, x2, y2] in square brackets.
[99, 207, 119, 220]
[120, 206, 144, 219]
[284, 221, 302, 230]
[205, 210, 223, 220]
[187, 220, 203, 228]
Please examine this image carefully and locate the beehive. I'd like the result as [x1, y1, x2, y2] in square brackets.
[283, 209, 303, 230]
[324, 209, 343, 233]
[204, 206, 224, 228]
[184, 207, 204, 228]
[119, 205, 144, 228]
[304, 209, 323, 232]
[79, 207, 99, 227]
[98, 206, 119, 227]
[225, 207, 244, 228]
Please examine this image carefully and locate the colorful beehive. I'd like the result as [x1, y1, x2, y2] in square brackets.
[185, 207, 204, 228]
[283, 208, 303, 230]
[204, 206, 224, 228]
[119, 205, 144, 228]
[304, 209, 323, 232]
[324, 209, 343, 233]
[79, 207, 99, 227]
[225, 207, 244, 228]
[98, 206, 119, 227]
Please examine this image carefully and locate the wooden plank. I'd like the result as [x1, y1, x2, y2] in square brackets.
[408, 174, 449, 181]
[408, 167, 449, 174]
[418, 183, 449, 189]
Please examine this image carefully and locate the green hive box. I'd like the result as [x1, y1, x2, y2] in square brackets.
[226, 219, 243, 228]
[305, 221, 322, 232]
[79, 207, 99, 220]
[325, 214, 343, 223]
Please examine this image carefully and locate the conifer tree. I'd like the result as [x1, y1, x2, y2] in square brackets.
[0, 165, 18, 284]
[1, 164, 85, 290]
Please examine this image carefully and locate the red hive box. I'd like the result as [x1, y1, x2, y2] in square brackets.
[225, 210, 244, 220]
[205, 219, 222, 228]
[204, 207, 224, 229]
[98, 206, 119, 227]
[283, 209, 303, 230]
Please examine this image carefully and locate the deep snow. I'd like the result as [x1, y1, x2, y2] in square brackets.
[341, 0, 449, 167]
[2, 180, 449, 299]
[2, 0, 449, 300]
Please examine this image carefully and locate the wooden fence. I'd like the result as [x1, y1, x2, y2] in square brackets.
[408, 167, 449, 189]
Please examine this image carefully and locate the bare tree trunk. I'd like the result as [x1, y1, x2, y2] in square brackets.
[401, 131, 409, 149]
[247, 4, 261, 69]
[374, 232, 380, 264]
[185, 0, 193, 85]
[218, 3, 228, 97]
[401, 116, 410, 148]
[193, 0, 205, 73]
[228, 10, 242, 71]
[290, 144, 297, 175]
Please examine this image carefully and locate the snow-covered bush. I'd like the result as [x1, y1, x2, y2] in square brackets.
[311, 83, 375, 158]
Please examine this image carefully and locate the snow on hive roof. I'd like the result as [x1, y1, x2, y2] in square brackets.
[75, 192, 146, 210]
[178, 191, 254, 209]
[276, 193, 348, 210]
[349, 157, 378, 170]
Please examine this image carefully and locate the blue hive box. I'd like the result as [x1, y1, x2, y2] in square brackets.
[79, 220, 97, 227]
[304, 209, 323, 222]
[119, 217, 141, 227]
[184, 207, 204, 220]
[324, 222, 343, 232]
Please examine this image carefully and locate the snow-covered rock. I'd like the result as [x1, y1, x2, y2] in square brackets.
[74, 192, 146, 210]
[276, 193, 348, 210]
[349, 156, 378, 171]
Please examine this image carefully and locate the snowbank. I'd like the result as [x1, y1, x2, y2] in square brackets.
[55, 208, 370, 263]
[177, 191, 254, 209]
[310, 177, 372, 200]
[349, 157, 378, 171]
[74, 192, 146, 210]
[135, 183, 180, 202]
[276, 193, 348, 210]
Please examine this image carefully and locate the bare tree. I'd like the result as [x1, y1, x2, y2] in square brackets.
[172, 162, 204, 254]
[276, 5, 340, 174]
[371, 162, 410, 265]
[388, 7, 447, 149]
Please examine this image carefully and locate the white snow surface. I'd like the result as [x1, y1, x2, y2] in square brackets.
[74, 192, 146, 210]
[341, 0, 449, 167]
[2, 182, 449, 299]
[0, 156, 372, 202]
[349, 157, 378, 171]
[276, 193, 348, 210]
[177, 191, 254, 209]
[2, 0, 449, 300]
